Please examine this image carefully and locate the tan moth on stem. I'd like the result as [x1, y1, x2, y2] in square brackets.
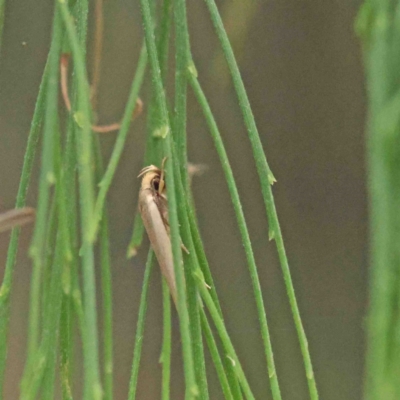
[138, 160, 178, 305]
[138, 160, 206, 304]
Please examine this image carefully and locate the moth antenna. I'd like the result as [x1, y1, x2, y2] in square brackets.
[159, 157, 168, 194]
[138, 165, 159, 178]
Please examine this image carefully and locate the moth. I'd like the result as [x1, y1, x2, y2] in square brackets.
[0, 207, 35, 234]
[138, 161, 178, 305]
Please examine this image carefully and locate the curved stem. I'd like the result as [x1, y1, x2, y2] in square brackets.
[189, 72, 282, 400]
[202, 0, 319, 397]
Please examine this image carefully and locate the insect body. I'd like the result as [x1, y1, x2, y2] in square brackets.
[138, 164, 178, 305]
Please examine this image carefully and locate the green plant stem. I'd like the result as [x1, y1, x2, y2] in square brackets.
[196, 282, 254, 400]
[189, 72, 282, 400]
[358, 3, 400, 398]
[173, 0, 190, 185]
[62, 59, 84, 390]
[139, 0, 198, 398]
[62, 104, 80, 400]
[158, 0, 172, 81]
[91, 44, 147, 241]
[185, 271, 208, 400]
[170, 139, 243, 399]
[94, 137, 114, 400]
[21, 228, 65, 400]
[160, 280, 172, 400]
[22, 65, 75, 399]
[21, 195, 57, 398]
[100, 215, 114, 400]
[202, 0, 318, 398]
[127, 250, 154, 400]
[185, 192, 243, 400]
[165, 125, 198, 400]
[171, 152, 208, 400]
[27, 6, 62, 363]
[127, 214, 145, 258]
[200, 310, 233, 400]
[40, 126, 72, 400]
[60, 295, 73, 400]
[185, 195, 242, 399]
[40, 198, 57, 316]
[0, 54, 48, 400]
[58, 2, 102, 399]
[127, 0, 172, 259]
[172, 1, 209, 391]
[58, 0, 94, 232]
[40, 243, 65, 400]
[169, 9, 241, 390]
[74, 0, 89, 48]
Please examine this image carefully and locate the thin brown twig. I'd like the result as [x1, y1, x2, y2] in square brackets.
[0, 207, 35, 233]
[60, 54, 72, 112]
[60, 53, 143, 133]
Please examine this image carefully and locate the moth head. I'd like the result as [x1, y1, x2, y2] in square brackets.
[138, 165, 166, 195]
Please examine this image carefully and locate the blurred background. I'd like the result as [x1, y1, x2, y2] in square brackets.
[0, 0, 366, 399]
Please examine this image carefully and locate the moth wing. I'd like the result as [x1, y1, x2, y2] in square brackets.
[155, 194, 170, 231]
[139, 189, 177, 304]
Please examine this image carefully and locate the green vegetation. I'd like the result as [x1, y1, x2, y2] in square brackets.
[0, 1, 318, 399]
[357, 1, 400, 399]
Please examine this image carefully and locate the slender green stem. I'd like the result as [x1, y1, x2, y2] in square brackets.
[170, 7, 244, 394]
[172, 1, 209, 392]
[158, 0, 172, 82]
[93, 128, 114, 400]
[21, 195, 57, 399]
[74, 0, 89, 48]
[58, 1, 94, 230]
[127, 214, 145, 258]
[184, 188, 243, 399]
[202, 0, 318, 398]
[60, 295, 73, 400]
[127, 0, 172, 259]
[173, 0, 190, 185]
[358, 3, 400, 398]
[58, 2, 102, 399]
[0, 51, 48, 400]
[166, 135, 200, 399]
[185, 271, 208, 400]
[62, 97, 80, 400]
[183, 187, 242, 399]
[40, 250, 64, 400]
[160, 280, 172, 400]
[40, 125, 72, 400]
[22, 74, 74, 399]
[171, 141, 243, 399]
[171, 151, 208, 400]
[165, 126, 198, 400]
[40, 233, 65, 397]
[139, 0, 198, 397]
[127, 250, 154, 400]
[91, 44, 148, 241]
[27, 6, 62, 362]
[200, 310, 233, 400]
[189, 72, 282, 399]
[40, 198, 57, 316]
[100, 215, 114, 400]
[21, 227, 65, 400]
[195, 277, 255, 400]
